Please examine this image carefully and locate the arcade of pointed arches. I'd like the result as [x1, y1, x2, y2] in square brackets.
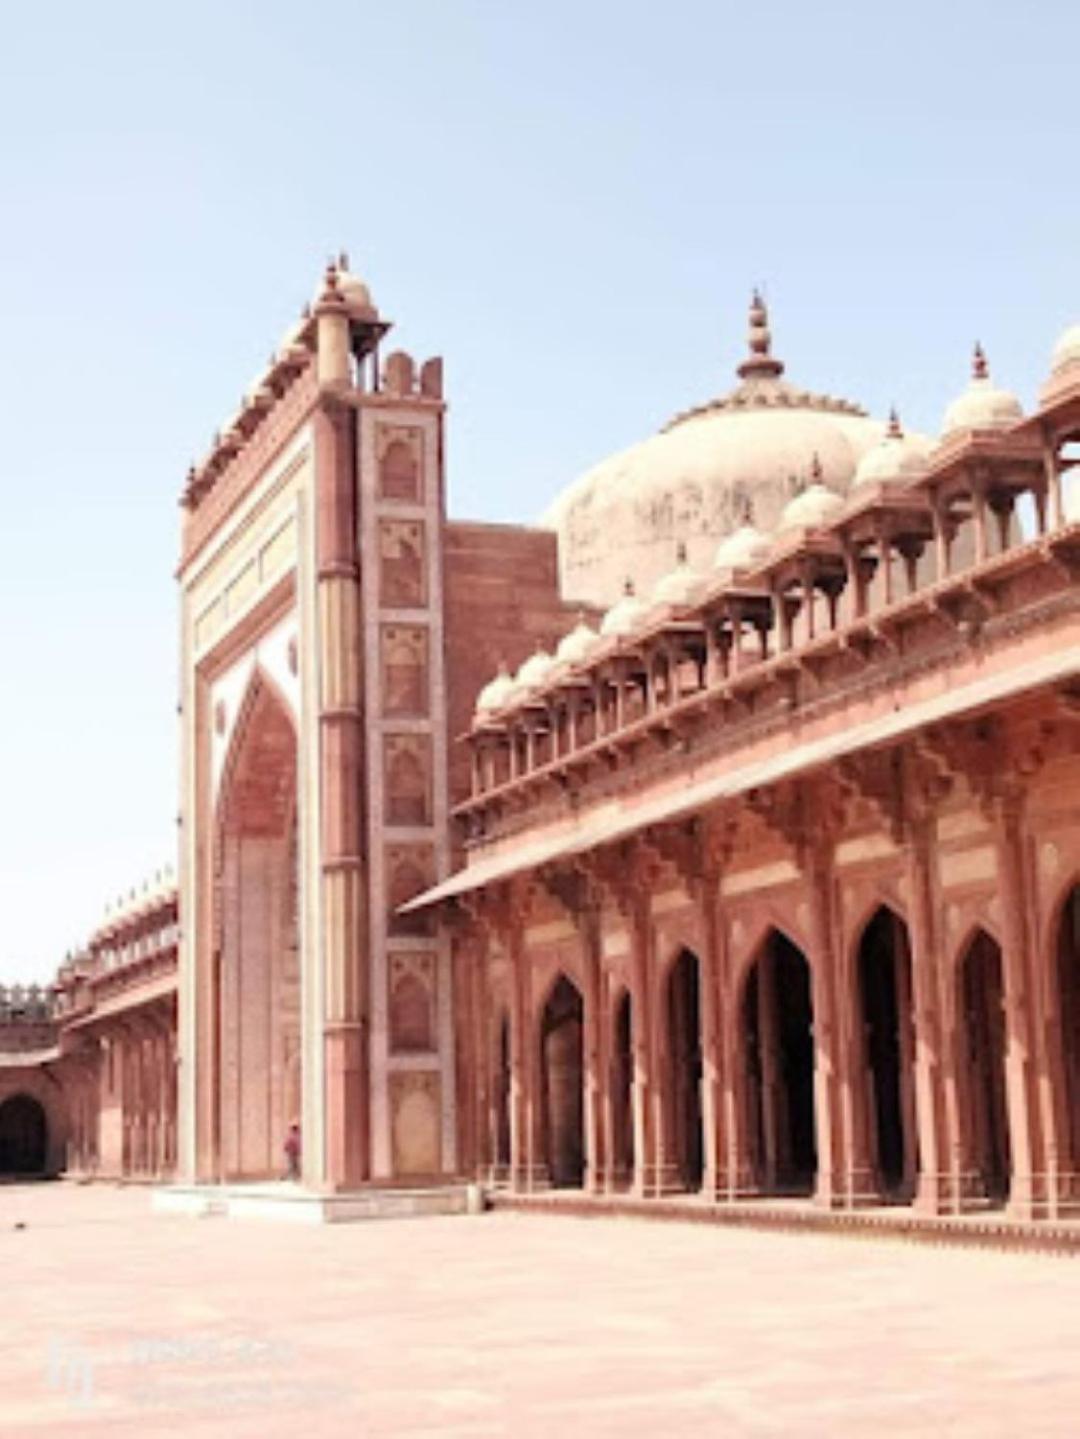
[470, 873, 1080, 1217]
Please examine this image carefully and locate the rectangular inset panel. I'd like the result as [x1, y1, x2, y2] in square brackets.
[194, 597, 225, 651]
[376, 424, 423, 503]
[389, 1071, 441, 1176]
[940, 846, 997, 889]
[389, 952, 437, 1054]
[379, 518, 426, 608]
[259, 516, 297, 581]
[386, 842, 435, 936]
[384, 732, 432, 826]
[225, 558, 258, 615]
[381, 625, 429, 718]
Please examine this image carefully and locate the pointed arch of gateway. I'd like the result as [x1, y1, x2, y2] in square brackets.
[957, 926, 1011, 1205]
[213, 669, 301, 1181]
[740, 927, 817, 1196]
[539, 973, 584, 1188]
[855, 905, 918, 1200]
[666, 948, 704, 1191]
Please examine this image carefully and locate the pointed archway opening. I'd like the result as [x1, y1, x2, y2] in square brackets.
[742, 930, 816, 1196]
[0, 1094, 47, 1175]
[667, 949, 704, 1191]
[540, 975, 584, 1188]
[959, 929, 1011, 1206]
[857, 907, 917, 1201]
[215, 676, 300, 1182]
[611, 989, 634, 1189]
[1057, 885, 1080, 1182]
[493, 1013, 511, 1180]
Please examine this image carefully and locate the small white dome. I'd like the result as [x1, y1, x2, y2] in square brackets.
[337, 267, 375, 314]
[942, 345, 1023, 435]
[515, 646, 556, 691]
[780, 477, 844, 531]
[555, 615, 599, 666]
[600, 580, 651, 638]
[713, 522, 772, 572]
[853, 412, 932, 488]
[651, 545, 704, 608]
[475, 663, 516, 718]
[1051, 323, 1080, 374]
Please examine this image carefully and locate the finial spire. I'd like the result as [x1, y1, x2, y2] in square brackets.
[973, 341, 988, 381]
[810, 451, 824, 484]
[623, 577, 635, 596]
[737, 288, 784, 381]
[675, 539, 688, 565]
[887, 407, 903, 439]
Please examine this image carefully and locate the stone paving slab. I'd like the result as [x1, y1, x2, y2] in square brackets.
[1, 1180, 1078, 1436]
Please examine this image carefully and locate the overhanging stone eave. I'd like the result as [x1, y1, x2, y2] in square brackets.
[401, 641, 1080, 915]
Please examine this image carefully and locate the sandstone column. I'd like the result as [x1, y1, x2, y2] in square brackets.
[314, 281, 368, 1190]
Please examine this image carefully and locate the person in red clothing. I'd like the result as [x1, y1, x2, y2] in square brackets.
[283, 1121, 301, 1181]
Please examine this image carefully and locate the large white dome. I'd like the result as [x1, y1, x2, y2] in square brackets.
[543, 294, 888, 606]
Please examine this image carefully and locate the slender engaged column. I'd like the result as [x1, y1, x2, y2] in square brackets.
[315, 388, 369, 1191]
[906, 813, 950, 1213]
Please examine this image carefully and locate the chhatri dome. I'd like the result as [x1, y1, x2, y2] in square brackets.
[599, 579, 652, 638]
[651, 541, 705, 608]
[779, 453, 846, 531]
[852, 409, 932, 488]
[941, 343, 1023, 437]
[543, 291, 891, 606]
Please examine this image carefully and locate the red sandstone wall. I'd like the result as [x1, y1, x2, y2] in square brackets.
[442, 521, 595, 806]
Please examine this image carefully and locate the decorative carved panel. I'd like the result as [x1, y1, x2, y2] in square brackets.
[384, 733, 432, 826]
[389, 952, 436, 1054]
[389, 1071, 440, 1176]
[377, 425, 423, 504]
[386, 842, 435, 936]
[379, 518, 426, 608]
[381, 625, 428, 717]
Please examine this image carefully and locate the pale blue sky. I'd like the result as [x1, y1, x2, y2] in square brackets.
[1, 2, 1078, 980]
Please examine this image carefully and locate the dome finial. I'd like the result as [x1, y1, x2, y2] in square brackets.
[623, 577, 636, 596]
[737, 287, 784, 382]
[973, 341, 988, 381]
[675, 539, 688, 565]
[887, 407, 903, 439]
[810, 451, 824, 484]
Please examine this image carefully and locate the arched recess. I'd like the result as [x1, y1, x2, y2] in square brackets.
[0, 1094, 47, 1175]
[741, 929, 816, 1195]
[1056, 882, 1080, 1179]
[540, 974, 584, 1188]
[957, 928, 1011, 1205]
[856, 906, 917, 1200]
[666, 949, 704, 1190]
[214, 670, 300, 1181]
[610, 988, 634, 1188]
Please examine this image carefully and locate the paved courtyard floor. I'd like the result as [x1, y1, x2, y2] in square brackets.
[2, 1182, 1078, 1437]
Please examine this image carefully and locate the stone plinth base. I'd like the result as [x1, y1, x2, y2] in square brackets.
[153, 1181, 482, 1224]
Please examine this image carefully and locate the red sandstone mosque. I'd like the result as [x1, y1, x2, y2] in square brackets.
[5, 261, 1080, 1232]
